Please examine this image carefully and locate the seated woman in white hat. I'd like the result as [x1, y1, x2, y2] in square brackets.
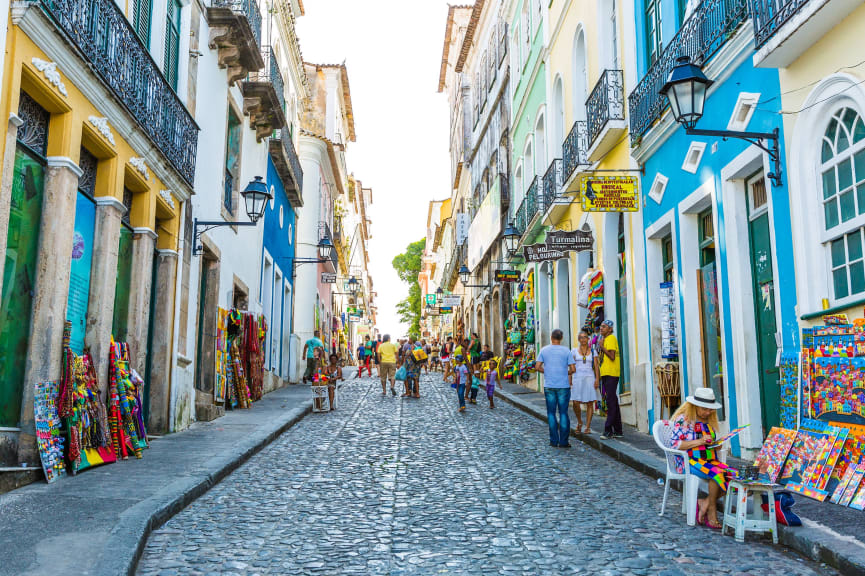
[669, 387, 732, 529]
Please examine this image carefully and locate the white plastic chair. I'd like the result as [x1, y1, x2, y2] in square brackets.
[653, 419, 705, 526]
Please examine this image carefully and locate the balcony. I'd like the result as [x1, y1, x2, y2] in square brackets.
[628, 0, 749, 146]
[242, 47, 287, 141]
[563, 120, 589, 191]
[585, 69, 625, 162]
[514, 177, 541, 239]
[40, 0, 199, 186]
[541, 158, 570, 224]
[751, 0, 861, 67]
[320, 222, 338, 273]
[269, 126, 303, 207]
[207, 0, 265, 83]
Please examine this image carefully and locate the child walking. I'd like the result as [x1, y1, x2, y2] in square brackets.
[486, 359, 499, 408]
[454, 355, 469, 412]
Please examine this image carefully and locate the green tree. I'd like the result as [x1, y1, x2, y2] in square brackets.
[392, 239, 425, 338]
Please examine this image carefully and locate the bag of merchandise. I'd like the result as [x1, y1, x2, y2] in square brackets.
[412, 347, 428, 361]
[395, 365, 407, 381]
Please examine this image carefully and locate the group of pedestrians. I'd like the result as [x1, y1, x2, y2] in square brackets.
[439, 334, 498, 413]
[537, 320, 623, 447]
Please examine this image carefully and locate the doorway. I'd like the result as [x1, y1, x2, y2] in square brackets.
[195, 252, 219, 394]
[697, 207, 725, 420]
[746, 172, 779, 433]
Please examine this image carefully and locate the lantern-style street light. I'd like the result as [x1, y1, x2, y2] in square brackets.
[660, 55, 782, 186]
[193, 176, 272, 255]
[502, 222, 520, 256]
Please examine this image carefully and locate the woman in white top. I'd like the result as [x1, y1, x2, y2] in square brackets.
[570, 329, 600, 433]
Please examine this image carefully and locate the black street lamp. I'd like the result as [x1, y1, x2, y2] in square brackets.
[660, 56, 782, 187]
[436, 287, 444, 296]
[458, 264, 491, 288]
[193, 176, 272, 255]
[502, 222, 520, 256]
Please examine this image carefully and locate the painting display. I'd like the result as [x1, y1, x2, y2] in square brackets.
[754, 427, 796, 483]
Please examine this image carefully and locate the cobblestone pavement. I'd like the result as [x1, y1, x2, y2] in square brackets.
[138, 374, 836, 576]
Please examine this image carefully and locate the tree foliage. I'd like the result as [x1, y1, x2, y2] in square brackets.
[392, 239, 425, 338]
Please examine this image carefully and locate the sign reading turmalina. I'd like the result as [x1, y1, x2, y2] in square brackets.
[581, 176, 640, 212]
[546, 229, 594, 252]
[523, 243, 567, 262]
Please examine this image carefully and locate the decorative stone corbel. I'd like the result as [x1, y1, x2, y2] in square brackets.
[31, 58, 68, 97]
[129, 157, 149, 180]
[88, 116, 116, 146]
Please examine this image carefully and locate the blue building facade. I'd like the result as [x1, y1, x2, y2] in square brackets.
[260, 156, 297, 381]
[630, 0, 797, 455]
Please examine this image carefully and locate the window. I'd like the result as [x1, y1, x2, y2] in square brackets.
[132, 0, 152, 48]
[163, 0, 182, 90]
[645, 0, 662, 66]
[522, 5, 530, 68]
[699, 208, 715, 266]
[662, 235, 674, 283]
[821, 107, 865, 300]
[224, 107, 242, 212]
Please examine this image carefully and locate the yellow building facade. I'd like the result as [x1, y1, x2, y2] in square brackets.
[543, 0, 650, 430]
[0, 1, 195, 467]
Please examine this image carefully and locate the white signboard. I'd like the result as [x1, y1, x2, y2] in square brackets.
[467, 179, 502, 270]
[456, 212, 470, 246]
[321, 273, 337, 284]
[441, 295, 462, 308]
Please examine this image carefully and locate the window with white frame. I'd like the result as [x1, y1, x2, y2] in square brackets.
[821, 107, 865, 300]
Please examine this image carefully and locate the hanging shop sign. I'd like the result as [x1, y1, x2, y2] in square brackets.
[439, 307, 453, 314]
[456, 212, 470, 245]
[321, 272, 337, 283]
[581, 176, 640, 212]
[659, 281, 678, 360]
[546, 229, 593, 253]
[495, 269, 521, 282]
[523, 243, 567, 262]
[425, 294, 437, 306]
[440, 295, 462, 308]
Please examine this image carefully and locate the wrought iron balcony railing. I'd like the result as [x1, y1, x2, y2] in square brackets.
[586, 69, 625, 148]
[750, 0, 808, 49]
[268, 126, 303, 206]
[212, 0, 262, 49]
[248, 47, 285, 112]
[41, 0, 199, 186]
[542, 159, 563, 213]
[515, 177, 540, 236]
[628, 0, 749, 145]
[279, 127, 302, 191]
[563, 121, 589, 183]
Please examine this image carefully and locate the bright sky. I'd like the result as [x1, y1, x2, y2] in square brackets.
[296, 0, 452, 337]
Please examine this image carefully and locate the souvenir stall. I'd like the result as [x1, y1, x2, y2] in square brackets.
[216, 308, 268, 409]
[746, 315, 865, 511]
[502, 271, 536, 386]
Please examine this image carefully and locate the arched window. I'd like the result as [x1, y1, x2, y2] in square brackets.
[572, 29, 588, 121]
[535, 112, 546, 175]
[821, 107, 865, 300]
[553, 77, 565, 159]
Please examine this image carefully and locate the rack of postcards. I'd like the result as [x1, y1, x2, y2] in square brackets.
[749, 315, 865, 510]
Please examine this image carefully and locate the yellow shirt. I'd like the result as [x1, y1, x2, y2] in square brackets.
[454, 345, 463, 357]
[599, 334, 620, 378]
[378, 342, 398, 364]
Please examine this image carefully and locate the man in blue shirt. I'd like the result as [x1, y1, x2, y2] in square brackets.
[302, 330, 325, 384]
[536, 329, 576, 447]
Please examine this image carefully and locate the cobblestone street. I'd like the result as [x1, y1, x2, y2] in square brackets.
[137, 375, 836, 576]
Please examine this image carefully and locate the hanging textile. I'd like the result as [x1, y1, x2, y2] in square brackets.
[108, 339, 148, 459]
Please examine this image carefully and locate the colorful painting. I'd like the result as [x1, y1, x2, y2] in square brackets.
[850, 483, 865, 510]
[779, 353, 799, 429]
[812, 429, 849, 492]
[754, 427, 797, 483]
[780, 430, 830, 486]
[838, 465, 865, 506]
[810, 356, 865, 425]
[831, 465, 860, 504]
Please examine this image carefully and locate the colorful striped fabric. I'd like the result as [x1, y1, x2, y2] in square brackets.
[588, 270, 604, 312]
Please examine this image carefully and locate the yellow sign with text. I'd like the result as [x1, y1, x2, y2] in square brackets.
[581, 176, 640, 212]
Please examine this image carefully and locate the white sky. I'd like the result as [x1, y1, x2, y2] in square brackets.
[296, 0, 452, 337]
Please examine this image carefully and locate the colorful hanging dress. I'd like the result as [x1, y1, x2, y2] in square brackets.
[671, 416, 732, 491]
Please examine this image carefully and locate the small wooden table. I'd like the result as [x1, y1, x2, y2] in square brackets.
[722, 480, 778, 543]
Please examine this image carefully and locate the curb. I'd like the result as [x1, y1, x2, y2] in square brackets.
[494, 387, 865, 576]
[99, 400, 313, 576]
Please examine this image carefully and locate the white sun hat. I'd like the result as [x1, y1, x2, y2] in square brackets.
[686, 387, 723, 410]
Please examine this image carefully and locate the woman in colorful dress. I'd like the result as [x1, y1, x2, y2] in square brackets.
[569, 329, 600, 433]
[670, 387, 731, 529]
